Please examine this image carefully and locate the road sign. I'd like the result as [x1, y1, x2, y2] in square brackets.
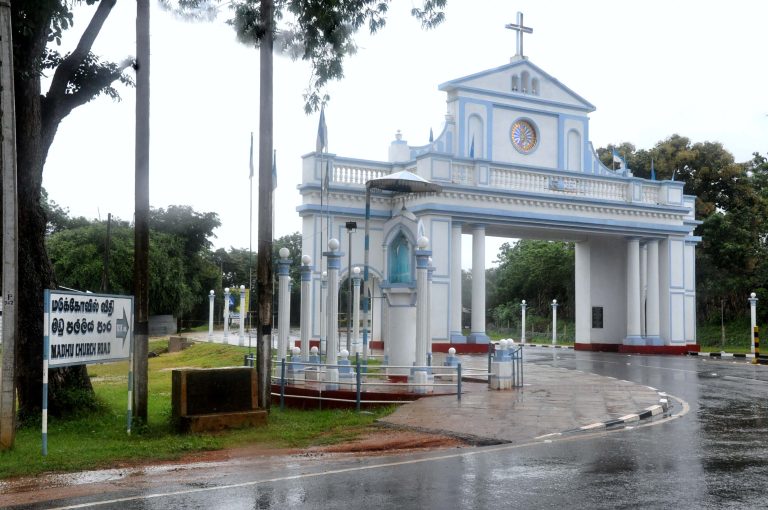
[45, 290, 133, 367]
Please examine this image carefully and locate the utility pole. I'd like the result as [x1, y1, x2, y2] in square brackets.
[0, 0, 18, 450]
[133, 0, 150, 421]
[256, 0, 274, 410]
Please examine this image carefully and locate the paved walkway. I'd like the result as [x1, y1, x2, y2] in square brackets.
[379, 356, 664, 444]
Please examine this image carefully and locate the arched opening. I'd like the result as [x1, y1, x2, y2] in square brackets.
[532, 77, 540, 95]
[388, 231, 412, 284]
[511, 75, 519, 92]
[521, 71, 530, 93]
[567, 129, 582, 171]
[468, 114, 484, 158]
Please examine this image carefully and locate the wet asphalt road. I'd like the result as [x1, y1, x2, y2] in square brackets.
[10, 351, 768, 509]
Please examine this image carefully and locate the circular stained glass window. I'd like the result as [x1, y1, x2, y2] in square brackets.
[511, 119, 537, 153]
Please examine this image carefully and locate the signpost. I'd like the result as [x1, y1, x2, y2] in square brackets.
[42, 290, 134, 455]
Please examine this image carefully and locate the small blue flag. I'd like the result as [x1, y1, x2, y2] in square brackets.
[650, 158, 656, 181]
[316, 106, 327, 153]
[469, 135, 475, 158]
[429, 128, 434, 143]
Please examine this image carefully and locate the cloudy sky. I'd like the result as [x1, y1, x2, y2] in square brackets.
[42, 0, 768, 266]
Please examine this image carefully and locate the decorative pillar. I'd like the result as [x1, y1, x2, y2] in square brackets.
[239, 285, 246, 346]
[625, 238, 643, 344]
[450, 222, 465, 343]
[749, 292, 758, 354]
[300, 255, 313, 362]
[469, 224, 489, 343]
[223, 287, 230, 344]
[427, 257, 434, 359]
[415, 236, 431, 367]
[208, 290, 215, 342]
[277, 248, 292, 360]
[640, 243, 647, 338]
[352, 267, 361, 354]
[325, 239, 342, 369]
[551, 299, 558, 345]
[521, 300, 527, 344]
[646, 240, 661, 344]
[320, 271, 327, 357]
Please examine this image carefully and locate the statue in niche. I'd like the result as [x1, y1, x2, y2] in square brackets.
[388, 232, 411, 284]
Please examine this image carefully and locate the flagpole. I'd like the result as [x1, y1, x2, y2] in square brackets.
[248, 132, 254, 341]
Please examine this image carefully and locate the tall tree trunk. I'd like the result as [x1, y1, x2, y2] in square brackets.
[11, 2, 96, 421]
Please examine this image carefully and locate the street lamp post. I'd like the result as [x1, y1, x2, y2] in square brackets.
[345, 221, 357, 352]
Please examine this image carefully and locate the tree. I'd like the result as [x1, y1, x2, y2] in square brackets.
[46, 205, 223, 322]
[489, 240, 575, 320]
[8, 1, 134, 420]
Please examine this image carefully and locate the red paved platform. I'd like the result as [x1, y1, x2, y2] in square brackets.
[575, 342, 700, 354]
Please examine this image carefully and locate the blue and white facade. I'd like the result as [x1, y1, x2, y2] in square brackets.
[298, 53, 699, 356]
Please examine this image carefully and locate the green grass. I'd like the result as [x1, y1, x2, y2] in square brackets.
[696, 318, 758, 352]
[0, 339, 394, 479]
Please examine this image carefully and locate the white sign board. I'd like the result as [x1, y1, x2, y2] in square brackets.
[44, 290, 134, 367]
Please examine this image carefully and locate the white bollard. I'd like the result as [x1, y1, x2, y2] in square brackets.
[223, 287, 230, 344]
[521, 299, 527, 344]
[208, 290, 215, 342]
[551, 299, 558, 345]
[749, 292, 758, 354]
[239, 285, 246, 346]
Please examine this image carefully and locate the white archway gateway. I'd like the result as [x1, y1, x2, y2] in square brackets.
[299, 16, 699, 356]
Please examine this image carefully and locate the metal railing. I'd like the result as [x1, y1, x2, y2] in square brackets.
[250, 354, 475, 411]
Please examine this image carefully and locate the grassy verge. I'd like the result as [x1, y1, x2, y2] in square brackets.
[0, 340, 394, 479]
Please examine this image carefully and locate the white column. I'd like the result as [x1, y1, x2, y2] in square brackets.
[551, 299, 558, 345]
[208, 290, 214, 342]
[749, 292, 758, 353]
[415, 236, 431, 367]
[223, 287, 230, 344]
[625, 238, 643, 344]
[300, 256, 313, 362]
[427, 258, 434, 357]
[640, 243, 647, 338]
[646, 240, 661, 344]
[325, 239, 341, 367]
[239, 285, 246, 346]
[320, 272, 327, 357]
[277, 248, 292, 360]
[470, 224, 488, 343]
[574, 241, 591, 345]
[450, 222, 464, 342]
[520, 300, 527, 344]
[352, 267, 361, 353]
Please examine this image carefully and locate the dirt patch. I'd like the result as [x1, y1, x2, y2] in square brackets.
[315, 428, 466, 454]
[154, 426, 466, 465]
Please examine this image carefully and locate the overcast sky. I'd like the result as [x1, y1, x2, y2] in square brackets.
[43, 0, 768, 267]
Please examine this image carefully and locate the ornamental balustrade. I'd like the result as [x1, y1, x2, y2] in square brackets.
[317, 155, 669, 206]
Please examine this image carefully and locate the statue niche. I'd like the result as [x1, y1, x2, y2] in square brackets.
[388, 231, 412, 284]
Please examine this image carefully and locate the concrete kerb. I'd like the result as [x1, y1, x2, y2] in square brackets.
[688, 351, 754, 359]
